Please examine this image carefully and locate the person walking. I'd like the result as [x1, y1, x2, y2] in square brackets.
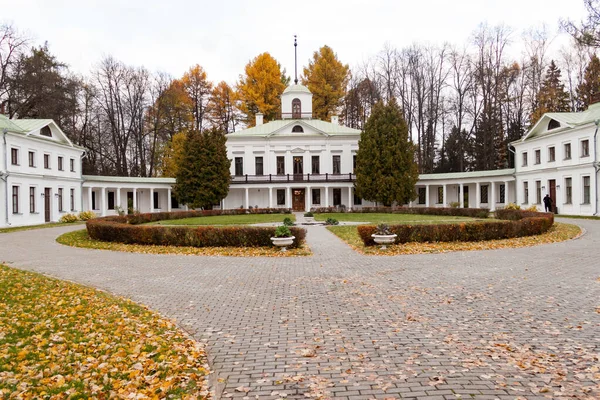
[543, 194, 553, 213]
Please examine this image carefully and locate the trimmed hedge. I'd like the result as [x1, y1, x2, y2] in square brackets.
[86, 209, 305, 249]
[311, 206, 490, 219]
[357, 209, 554, 246]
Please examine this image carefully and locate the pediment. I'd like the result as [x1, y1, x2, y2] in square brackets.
[290, 147, 305, 153]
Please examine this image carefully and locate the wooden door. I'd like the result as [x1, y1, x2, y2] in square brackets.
[463, 186, 469, 208]
[548, 179, 556, 213]
[292, 189, 305, 211]
[44, 188, 51, 222]
[293, 157, 303, 181]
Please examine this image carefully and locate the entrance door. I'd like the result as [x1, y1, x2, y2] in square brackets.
[293, 156, 303, 181]
[292, 189, 305, 211]
[463, 186, 469, 208]
[44, 188, 51, 222]
[127, 192, 134, 214]
[548, 179, 556, 213]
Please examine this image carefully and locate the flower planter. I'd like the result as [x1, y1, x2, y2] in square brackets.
[270, 236, 295, 251]
[304, 217, 315, 223]
[371, 234, 397, 250]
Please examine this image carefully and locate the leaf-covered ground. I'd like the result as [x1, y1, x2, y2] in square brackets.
[57, 229, 312, 257]
[0, 265, 210, 399]
[328, 222, 582, 255]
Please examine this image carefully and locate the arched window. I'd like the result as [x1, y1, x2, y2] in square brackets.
[547, 119, 561, 130]
[292, 98, 301, 118]
[292, 125, 304, 133]
[40, 126, 52, 137]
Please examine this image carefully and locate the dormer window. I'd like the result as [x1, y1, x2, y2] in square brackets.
[40, 126, 52, 137]
[292, 125, 304, 133]
[548, 119, 560, 130]
[292, 98, 301, 119]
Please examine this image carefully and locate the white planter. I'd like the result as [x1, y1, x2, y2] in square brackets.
[270, 236, 295, 251]
[371, 234, 397, 250]
[304, 217, 315, 223]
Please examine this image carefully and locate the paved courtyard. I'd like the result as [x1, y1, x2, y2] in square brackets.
[0, 219, 599, 399]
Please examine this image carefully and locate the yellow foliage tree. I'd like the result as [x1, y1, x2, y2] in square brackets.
[237, 52, 287, 126]
[208, 81, 238, 133]
[182, 65, 213, 131]
[158, 131, 187, 177]
[302, 45, 350, 121]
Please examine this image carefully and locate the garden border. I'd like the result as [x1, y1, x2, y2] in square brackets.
[311, 206, 490, 218]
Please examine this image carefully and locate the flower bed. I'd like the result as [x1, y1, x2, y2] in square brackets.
[86, 209, 306, 249]
[357, 210, 553, 246]
[311, 206, 489, 219]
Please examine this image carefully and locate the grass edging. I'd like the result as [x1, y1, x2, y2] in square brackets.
[0, 221, 83, 234]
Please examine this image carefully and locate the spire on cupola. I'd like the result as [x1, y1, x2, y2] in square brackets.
[294, 35, 298, 85]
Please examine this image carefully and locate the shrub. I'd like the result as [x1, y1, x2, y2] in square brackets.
[525, 205, 539, 212]
[274, 225, 292, 238]
[304, 211, 314, 217]
[283, 217, 294, 226]
[449, 201, 461, 208]
[59, 213, 79, 223]
[325, 217, 339, 225]
[374, 223, 392, 235]
[504, 203, 521, 210]
[78, 210, 97, 221]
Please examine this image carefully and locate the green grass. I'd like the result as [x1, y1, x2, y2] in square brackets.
[314, 212, 479, 224]
[0, 221, 82, 233]
[151, 213, 295, 226]
[556, 214, 600, 220]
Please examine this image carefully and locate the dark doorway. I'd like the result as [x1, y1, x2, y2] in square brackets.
[44, 188, 51, 222]
[293, 156, 303, 180]
[548, 179, 557, 213]
[463, 186, 469, 208]
[292, 188, 305, 211]
[127, 192, 134, 214]
[333, 188, 342, 206]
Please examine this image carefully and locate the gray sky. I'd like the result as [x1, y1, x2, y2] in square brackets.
[0, 0, 589, 83]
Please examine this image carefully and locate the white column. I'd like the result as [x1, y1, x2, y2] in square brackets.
[244, 188, 249, 209]
[476, 182, 481, 209]
[116, 189, 121, 212]
[286, 187, 292, 209]
[100, 187, 106, 217]
[167, 188, 172, 212]
[306, 187, 311, 211]
[325, 187, 330, 207]
[443, 184, 448, 207]
[132, 188, 137, 212]
[504, 181, 509, 204]
[268, 187, 273, 208]
[490, 182, 496, 211]
[87, 186, 93, 211]
[348, 187, 352, 209]
[150, 188, 154, 212]
[425, 185, 430, 207]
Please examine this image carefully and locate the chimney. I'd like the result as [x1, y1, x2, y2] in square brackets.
[255, 113, 264, 126]
[331, 115, 339, 125]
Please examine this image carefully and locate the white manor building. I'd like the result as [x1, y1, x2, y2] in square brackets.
[1, 83, 598, 228]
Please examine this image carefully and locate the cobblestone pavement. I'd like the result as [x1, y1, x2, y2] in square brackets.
[1, 219, 599, 399]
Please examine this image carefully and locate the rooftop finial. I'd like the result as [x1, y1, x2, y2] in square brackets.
[294, 35, 298, 85]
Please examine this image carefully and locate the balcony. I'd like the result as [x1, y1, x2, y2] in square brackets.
[231, 173, 355, 184]
[281, 112, 313, 119]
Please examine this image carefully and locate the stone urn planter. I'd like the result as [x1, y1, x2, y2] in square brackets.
[270, 236, 295, 251]
[371, 234, 397, 250]
[304, 217, 315, 223]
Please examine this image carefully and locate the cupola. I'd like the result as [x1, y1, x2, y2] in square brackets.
[281, 84, 312, 119]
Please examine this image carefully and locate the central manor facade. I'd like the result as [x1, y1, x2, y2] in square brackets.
[1, 83, 598, 228]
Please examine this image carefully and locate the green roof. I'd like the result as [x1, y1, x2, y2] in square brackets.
[419, 169, 515, 181]
[0, 115, 26, 134]
[12, 119, 55, 132]
[83, 175, 176, 184]
[521, 103, 600, 142]
[283, 84, 311, 94]
[228, 119, 361, 137]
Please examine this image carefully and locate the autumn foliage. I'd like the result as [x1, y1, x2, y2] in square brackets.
[311, 206, 490, 219]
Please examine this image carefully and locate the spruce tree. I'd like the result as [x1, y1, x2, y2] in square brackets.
[174, 128, 231, 209]
[530, 60, 571, 123]
[354, 99, 419, 206]
[576, 54, 600, 110]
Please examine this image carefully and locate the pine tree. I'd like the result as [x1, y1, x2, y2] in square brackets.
[173, 128, 231, 209]
[301, 46, 350, 121]
[576, 54, 600, 110]
[530, 60, 571, 123]
[437, 126, 471, 173]
[354, 99, 419, 206]
[472, 104, 504, 171]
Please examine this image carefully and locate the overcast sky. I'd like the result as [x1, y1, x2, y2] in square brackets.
[0, 0, 590, 84]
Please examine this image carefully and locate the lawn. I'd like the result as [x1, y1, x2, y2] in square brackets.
[0, 221, 82, 234]
[0, 264, 209, 398]
[328, 222, 582, 255]
[151, 213, 295, 226]
[314, 212, 478, 224]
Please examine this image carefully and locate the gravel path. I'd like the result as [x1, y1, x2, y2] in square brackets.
[0, 218, 598, 399]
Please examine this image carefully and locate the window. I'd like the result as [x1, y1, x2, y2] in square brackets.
[277, 189, 285, 206]
[292, 98, 301, 118]
[522, 152, 528, 167]
[418, 187, 426, 204]
[30, 187, 36, 213]
[499, 184, 505, 203]
[58, 188, 63, 212]
[565, 177, 572, 204]
[480, 185, 489, 204]
[534, 149, 541, 165]
[70, 188, 75, 211]
[171, 196, 179, 209]
[353, 192, 362, 205]
[548, 147, 555, 162]
[29, 151, 35, 167]
[581, 140, 590, 157]
[312, 189, 321, 205]
[292, 125, 303, 133]
[523, 182, 529, 204]
[437, 187, 444, 204]
[583, 176, 591, 204]
[12, 186, 19, 214]
[535, 180, 542, 204]
[58, 156, 64, 171]
[276, 156, 285, 175]
[40, 126, 52, 137]
[564, 143, 571, 160]
[153, 191, 159, 209]
[91, 191, 96, 210]
[108, 192, 115, 210]
[353, 155, 357, 172]
[234, 157, 243, 176]
[10, 148, 18, 165]
[333, 188, 342, 206]
[548, 119, 561, 130]
[44, 154, 50, 169]
[255, 157, 263, 175]
[70, 158, 75, 172]
[332, 155, 341, 175]
[311, 156, 319, 174]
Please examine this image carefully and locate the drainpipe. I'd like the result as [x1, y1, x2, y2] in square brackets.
[80, 150, 87, 213]
[2, 128, 9, 225]
[594, 120, 600, 215]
